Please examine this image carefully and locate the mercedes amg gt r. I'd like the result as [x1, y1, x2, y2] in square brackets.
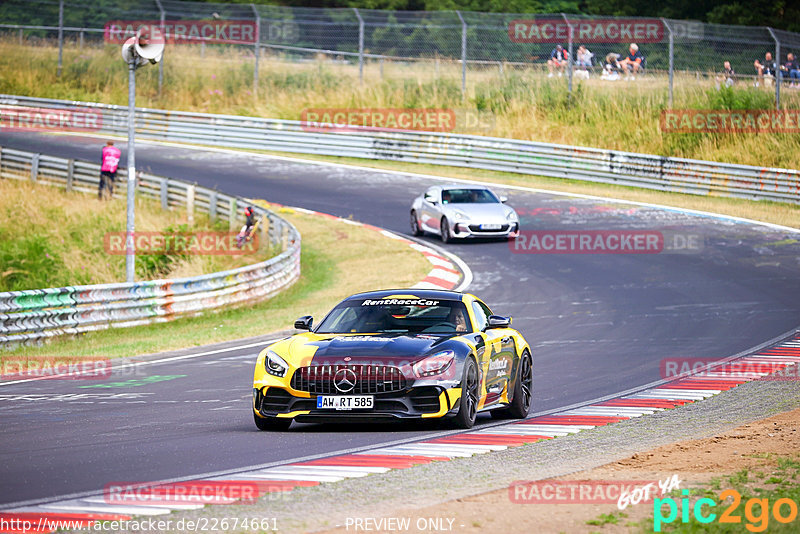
[252, 289, 533, 430]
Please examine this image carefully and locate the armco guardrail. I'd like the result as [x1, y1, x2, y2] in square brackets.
[0, 146, 301, 346]
[1, 94, 797, 204]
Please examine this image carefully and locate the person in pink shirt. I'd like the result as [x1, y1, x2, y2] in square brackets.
[99, 141, 121, 200]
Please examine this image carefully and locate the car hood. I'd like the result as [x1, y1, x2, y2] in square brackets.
[287, 332, 455, 366]
[444, 203, 514, 221]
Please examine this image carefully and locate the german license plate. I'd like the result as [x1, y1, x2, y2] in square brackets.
[481, 224, 502, 230]
[316, 395, 374, 410]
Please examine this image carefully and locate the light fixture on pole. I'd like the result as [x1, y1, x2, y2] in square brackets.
[121, 27, 164, 283]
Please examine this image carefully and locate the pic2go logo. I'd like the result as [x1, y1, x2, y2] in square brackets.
[654, 489, 799, 532]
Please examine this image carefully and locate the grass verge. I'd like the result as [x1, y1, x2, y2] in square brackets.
[2, 39, 799, 169]
[627, 454, 800, 533]
[1, 206, 431, 359]
[0, 177, 270, 291]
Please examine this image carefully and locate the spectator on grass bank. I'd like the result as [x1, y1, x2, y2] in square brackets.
[715, 61, 736, 88]
[547, 45, 569, 78]
[575, 45, 593, 68]
[601, 52, 622, 81]
[619, 43, 644, 79]
[754, 52, 776, 87]
[99, 141, 121, 200]
[781, 53, 800, 88]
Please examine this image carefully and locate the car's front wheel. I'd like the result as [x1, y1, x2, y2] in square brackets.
[254, 412, 292, 431]
[410, 210, 423, 236]
[440, 218, 452, 244]
[452, 357, 479, 429]
[491, 350, 532, 420]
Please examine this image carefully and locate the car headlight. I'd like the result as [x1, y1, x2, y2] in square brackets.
[264, 350, 289, 377]
[506, 210, 519, 221]
[413, 350, 456, 378]
[452, 210, 470, 221]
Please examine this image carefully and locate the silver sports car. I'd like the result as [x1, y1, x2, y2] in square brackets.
[410, 185, 520, 243]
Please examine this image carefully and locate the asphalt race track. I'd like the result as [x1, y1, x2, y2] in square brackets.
[1, 132, 798, 507]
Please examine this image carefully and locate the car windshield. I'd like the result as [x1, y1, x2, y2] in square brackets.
[315, 298, 471, 335]
[441, 188, 498, 204]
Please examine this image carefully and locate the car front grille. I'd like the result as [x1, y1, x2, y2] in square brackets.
[467, 224, 510, 233]
[291, 364, 407, 395]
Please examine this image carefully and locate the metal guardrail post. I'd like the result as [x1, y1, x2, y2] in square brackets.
[19, 28, 23, 45]
[155, 0, 166, 96]
[209, 191, 218, 220]
[353, 8, 364, 85]
[662, 18, 674, 109]
[79, 30, 84, 49]
[66, 159, 74, 192]
[57, 0, 64, 77]
[186, 184, 195, 225]
[251, 3, 261, 94]
[160, 178, 168, 210]
[30, 153, 40, 183]
[766, 27, 781, 110]
[456, 11, 467, 95]
[229, 197, 238, 231]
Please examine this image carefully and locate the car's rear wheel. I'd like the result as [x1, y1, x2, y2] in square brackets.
[254, 412, 292, 431]
[410, 210, 423, 236]
[440, 218, 452, 244]
[452, 357, 479, 429]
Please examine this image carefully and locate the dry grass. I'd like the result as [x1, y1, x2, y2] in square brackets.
[2, 39, 799, 170]
[1, 205, 432, 359]
[0, 177, 271, 291]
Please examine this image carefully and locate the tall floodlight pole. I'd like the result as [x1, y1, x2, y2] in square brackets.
[121, 28, 165, 282]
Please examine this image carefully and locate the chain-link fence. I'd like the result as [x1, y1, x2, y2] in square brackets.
[1, 0, 799, 108]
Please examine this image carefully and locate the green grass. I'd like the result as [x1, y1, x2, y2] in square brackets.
[0, 178, 268, 291]
[586, 511, 627, 526]
[632, 455, 800, 533]
[0, 207, 431, 359]
[2, 39, 799, 170]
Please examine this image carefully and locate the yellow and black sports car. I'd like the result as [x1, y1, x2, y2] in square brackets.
[252, 289, 533, 430]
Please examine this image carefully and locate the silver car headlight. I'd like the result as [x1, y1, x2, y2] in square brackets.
[264, 350, 289, 377]
[452, 210, 470, 221]
[506, 211, 519, 222]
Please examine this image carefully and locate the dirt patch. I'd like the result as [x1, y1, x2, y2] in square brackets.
[323, 407, 800, 533]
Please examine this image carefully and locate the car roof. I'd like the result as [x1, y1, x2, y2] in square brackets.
[343, 288, 467, 302]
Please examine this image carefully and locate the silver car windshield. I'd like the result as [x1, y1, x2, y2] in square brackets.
[315, 300, 471, 334]
[441, 189, 498, 204]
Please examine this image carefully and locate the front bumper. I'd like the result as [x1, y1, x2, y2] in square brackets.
[253, 386, 459, 422]
[450, 222, 519, 239]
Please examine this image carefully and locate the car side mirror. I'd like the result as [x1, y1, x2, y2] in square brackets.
[424, 195, 438, 205]
[294, 316, 313, 330]
[499, 196, 508, 203]
[486, 315, 511, 329]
